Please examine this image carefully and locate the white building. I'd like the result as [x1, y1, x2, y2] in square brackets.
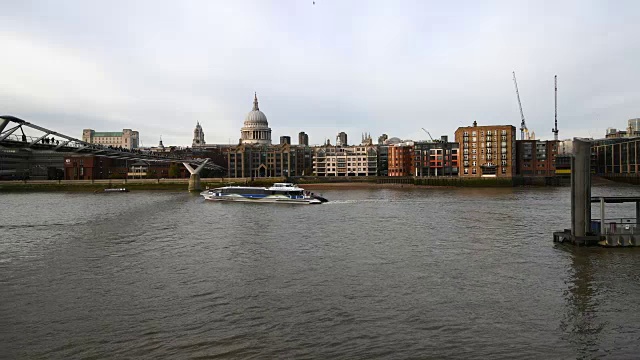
[82, 129, 139, 149]
[313, 145, 378, 176]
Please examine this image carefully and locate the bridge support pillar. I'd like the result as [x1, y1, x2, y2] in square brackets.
[183, 159, 209, 192]
[571, 138, 591, 237]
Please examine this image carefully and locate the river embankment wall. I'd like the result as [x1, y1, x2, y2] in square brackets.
[0, 175, 569, 192]
[600, 174, 640, 185]
[0, 178, 260, 192]
[297, 176, 567, 187]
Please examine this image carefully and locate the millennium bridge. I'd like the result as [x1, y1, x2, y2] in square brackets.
[0, 115, 223, 191]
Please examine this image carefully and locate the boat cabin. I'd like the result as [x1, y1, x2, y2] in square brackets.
[268, 183, 303, 196]
[270, 183, 296, 189]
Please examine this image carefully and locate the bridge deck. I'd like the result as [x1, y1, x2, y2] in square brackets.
[0, 115, 223, 170]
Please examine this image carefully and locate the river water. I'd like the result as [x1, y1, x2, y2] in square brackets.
[2, 185, 640, 359]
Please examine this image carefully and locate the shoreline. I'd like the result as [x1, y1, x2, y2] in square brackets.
[300, 182, 442, 190]
[1, 176, 619, 193]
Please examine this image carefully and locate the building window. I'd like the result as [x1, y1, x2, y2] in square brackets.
[464, 168, 468, 174]
[501, 130, 506, 135]
[472, 168, 477, 174]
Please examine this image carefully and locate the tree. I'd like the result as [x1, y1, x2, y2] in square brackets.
[168, 163, 180, 178]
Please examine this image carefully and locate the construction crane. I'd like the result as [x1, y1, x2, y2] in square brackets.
[552, 75, 559, 141]
[421, 128, 435, 142]
[512, 71, 528, 140]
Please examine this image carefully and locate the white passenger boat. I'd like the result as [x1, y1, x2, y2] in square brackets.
[200, 182, 327, 204]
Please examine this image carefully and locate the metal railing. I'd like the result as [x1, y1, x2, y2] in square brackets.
[1, 115, 223, 170]
[592, 218, 639, 235]
[2, 131, 220, 169]
[2, 133, 177, 157]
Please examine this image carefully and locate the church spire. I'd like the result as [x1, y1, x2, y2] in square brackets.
[253, 92, 259, 111]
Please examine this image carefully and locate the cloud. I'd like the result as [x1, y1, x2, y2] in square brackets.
[1, 0, 639, 146]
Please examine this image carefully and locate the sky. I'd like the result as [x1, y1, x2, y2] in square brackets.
[1, 0, 639, 146]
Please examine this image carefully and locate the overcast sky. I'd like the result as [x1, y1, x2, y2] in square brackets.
[2, 0, 639, 146]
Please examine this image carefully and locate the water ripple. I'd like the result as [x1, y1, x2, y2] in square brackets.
[2, 188, 640, 359]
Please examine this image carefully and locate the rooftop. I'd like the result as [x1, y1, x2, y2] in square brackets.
[93, 132, 123, 137]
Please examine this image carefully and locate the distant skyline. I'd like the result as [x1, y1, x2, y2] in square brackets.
[2, 0, 639, 146]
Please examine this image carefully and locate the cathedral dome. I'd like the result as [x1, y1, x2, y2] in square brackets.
[240, 93, 272, 145]
[244, 109, 268, 124]
[243, 93, 268, 126]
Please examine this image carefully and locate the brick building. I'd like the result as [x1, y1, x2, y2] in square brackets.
[515, 140, 559, 176]
[388, 144, 414, 176]
[63, 155, 188, 180]
[413, 136, 459, 177]
[227, 144, 312, 178]
[455, 122, 516, 177]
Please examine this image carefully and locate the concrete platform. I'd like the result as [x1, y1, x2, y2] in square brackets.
[553, 230, 603, 247]
[553, 229, 640, 247]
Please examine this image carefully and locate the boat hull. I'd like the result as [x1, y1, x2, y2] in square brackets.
[200, 183, 326, 205]
[202, 194, 321, 204]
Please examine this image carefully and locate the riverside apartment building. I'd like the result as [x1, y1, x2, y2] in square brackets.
[454, 122, 517, 177]
[313, 145, 378, 176]
[515, 139, 559, 176]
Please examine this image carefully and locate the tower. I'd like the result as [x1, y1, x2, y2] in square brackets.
[552, 75, 559, 141]
[298, 131, 309, 146]
[192, 121, 205, 147]
[336, 132, 347, 146]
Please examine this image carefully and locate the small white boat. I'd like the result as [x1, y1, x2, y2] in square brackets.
[102, 188, 129, 193]
[200, 182, 325, 204]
